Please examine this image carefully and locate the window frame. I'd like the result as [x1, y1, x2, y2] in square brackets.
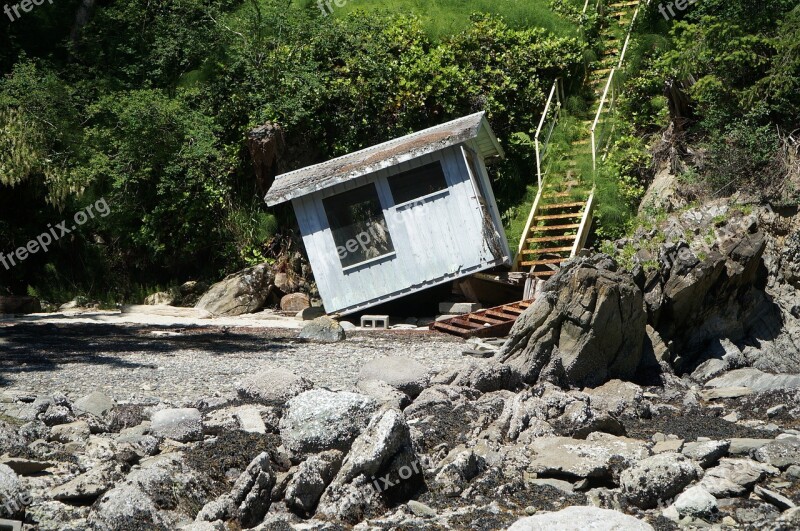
[321, 182, 396, 271]
[386, 161, 450, 208]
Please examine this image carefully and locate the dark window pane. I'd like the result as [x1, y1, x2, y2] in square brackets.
[387, 162, 448, 205]
[323, 184, 394, 268]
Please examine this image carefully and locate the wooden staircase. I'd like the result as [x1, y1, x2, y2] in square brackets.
[512, 0, 641, 278]
[518, 181, 594, 278]
[431, 300, 534, 338]
[432, 1, 641, 339]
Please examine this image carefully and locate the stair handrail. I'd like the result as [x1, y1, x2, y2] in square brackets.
[535, 78, 562, 189]
[570, 190, 595, 257]
[513, 185, 545, 272]
[590, 0, 645, 177]
[590, 68, 615, 175]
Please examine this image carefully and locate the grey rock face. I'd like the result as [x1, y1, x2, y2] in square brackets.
[0, 464, 26, 518]
[89, 483, 171, 530]
[699, 458, 778, 497]
[195, 263, 274, 316]
[403, 385, 482, 453]
[279, 390, 378, 457]
[355, 380, 411, 410]
[150, 408, 203, 442]
[584, 380, 648, 419]
[284, 450, 344, 516]
[498, 256, 646, 387]
[754, 438, 800, 469]
[681, 439, 730, 468]
[433, 361, 521, 393]
[49, 420, 90, 443]
[196, 452, 275, 528]
[620, 452, 702, 509]
[673, 485, 718, 519]
[332, 409, 413, 487]
[298, 316, 346, 342]
[434, 449, 484, 497]
[50, 462, 124, 503]
[754, 485, 796, 511]
[358, 356, 430, 397]
[74, 392, 115, 418]
[314, 475, 384, 525]
[706, 368, 800, 393]
[236, 367, 314, 406]
[507, 506, 654, 530]
[527, 433, 650, 480]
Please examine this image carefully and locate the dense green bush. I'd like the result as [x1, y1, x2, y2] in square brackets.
[0, 1, 583, 301]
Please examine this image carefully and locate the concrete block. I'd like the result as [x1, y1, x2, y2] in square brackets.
[438, 302, 482, 314]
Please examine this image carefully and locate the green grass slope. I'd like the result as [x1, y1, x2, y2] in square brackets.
[324, 0, 579, 39]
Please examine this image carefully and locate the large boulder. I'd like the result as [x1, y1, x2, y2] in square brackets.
[705, 368, 800, 393]
[0, 464, 26, 519]
[508, 506, 654, 530]
[527, 433, 650, 481]
[74, 391, 115, 418]
[622, 205, 777, 371]
[89, 483, 171, 530]
[497, 255, 646, 387]
[236, 367, 314, 406]
[196, 452, 275, 528]
[331, 409, 414, 487]
[279, 390, 378, 458]
[280, 292, 310, 312]
[698, 458, 778, 497]
[0, 296, 41, 314]
[358, 357, 431, 397]
[284, 450, 344, 516]
[620, 452, 702, 509]
[195, 263, 274, 316]
[298, 316, 346, 343]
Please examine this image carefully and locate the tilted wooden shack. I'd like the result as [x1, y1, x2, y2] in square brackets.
[265, 112, 511, 315]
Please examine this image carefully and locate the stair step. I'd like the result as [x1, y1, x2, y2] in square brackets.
[539, 202, 586, 210]
[527, 235, 577, 244]
[543, 192, 571, 198]
[530, 223, 582, 232]
[531, 270, 558, 278]
[522, 246, 574, 255]
[535, 212, 584, 221]
[521, 258, 566, 267]
[544, 180, 580, 189]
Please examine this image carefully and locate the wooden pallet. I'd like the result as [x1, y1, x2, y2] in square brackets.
[430, 300, 534, 339]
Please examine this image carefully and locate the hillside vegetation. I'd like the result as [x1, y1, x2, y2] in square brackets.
[0, 0, 797, 304]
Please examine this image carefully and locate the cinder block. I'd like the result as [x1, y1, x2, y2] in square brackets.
[0, 519, 22, 531]
[361, 315, 389, 329]
[438, 302, 482, 314]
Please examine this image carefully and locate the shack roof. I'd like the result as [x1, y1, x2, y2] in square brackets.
[264, 112, 504, 206]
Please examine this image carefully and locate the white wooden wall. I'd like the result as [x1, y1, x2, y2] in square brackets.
[292, 145, 510, 315]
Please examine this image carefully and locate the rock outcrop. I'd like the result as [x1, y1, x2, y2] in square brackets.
[497, 255, 646, 388]
[195, 263, 275, 316]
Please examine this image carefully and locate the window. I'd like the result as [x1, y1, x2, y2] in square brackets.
[387, 162, 448, 205]
[323, 184, 395, 268]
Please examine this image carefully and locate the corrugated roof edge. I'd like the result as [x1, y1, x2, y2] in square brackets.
[264, 111, 503, 206]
